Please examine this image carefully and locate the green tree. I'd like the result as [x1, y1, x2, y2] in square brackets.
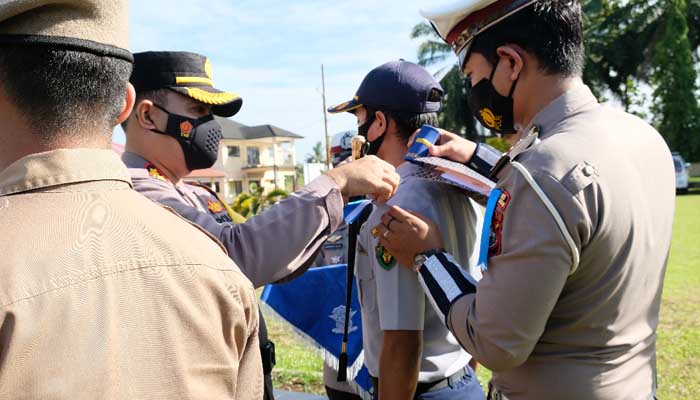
[232, 184, 289, 218]
[305, 141, 326, 164]
[583, 0, 700, 160]
[651, 0, 700, 161]
[411, 22, 480, 141]
[413, 1, 700, 160]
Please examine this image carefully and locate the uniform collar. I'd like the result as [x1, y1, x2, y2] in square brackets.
[0, 149, 132, 196]
[397, 161, 420, 179]
[121, 151, 150, 169]
[121, 151, 173, 183]
[527, 83, 598, 140]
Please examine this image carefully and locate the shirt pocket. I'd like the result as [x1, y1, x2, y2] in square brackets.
[355, 253, 377, 313]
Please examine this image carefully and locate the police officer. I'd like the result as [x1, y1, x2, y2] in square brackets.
[375, 2, 675, 400]
[121, 51, 399, 288]
[329, 60, 486, 400]
[121, 52, 400, 399]
[0, 1, 262, 398]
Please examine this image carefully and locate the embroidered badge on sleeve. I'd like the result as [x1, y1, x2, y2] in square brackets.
[488, 189, 511, 257]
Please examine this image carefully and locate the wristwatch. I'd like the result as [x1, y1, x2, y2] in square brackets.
[412, 249, 444, 272]
[412, 253, 428, 272]
[466, 142, 502, 178]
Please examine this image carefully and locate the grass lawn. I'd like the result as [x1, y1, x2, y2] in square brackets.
[264, 189, 700, 398]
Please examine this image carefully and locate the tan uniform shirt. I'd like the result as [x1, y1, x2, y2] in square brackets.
[0, 149, 262, 399]
[443, 85, 675, 399]
[358, 163, 482, 381]
[122, 152, 344, 288]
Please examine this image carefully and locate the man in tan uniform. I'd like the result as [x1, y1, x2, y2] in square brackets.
[0, 1, 262, 398]
[121, 51, 400, 289]
[374, 1, 675, 400]
[121, 51, 399, 400]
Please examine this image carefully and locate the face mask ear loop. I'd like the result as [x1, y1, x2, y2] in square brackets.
[151, 103, 171, 114]
[508, 74, 520, 98]
[488, 62, 498, 82]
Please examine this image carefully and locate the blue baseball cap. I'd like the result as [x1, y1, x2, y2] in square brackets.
[328, 60, 444, 114]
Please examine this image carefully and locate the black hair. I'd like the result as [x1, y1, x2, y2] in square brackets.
[380, 109, 439, 143]
[121, 89, 170, 130]
[470, 0, 584, 77]
[0, 45, 132, 141]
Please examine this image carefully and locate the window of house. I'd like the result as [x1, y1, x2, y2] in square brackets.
[227, 180, 243, 196]
[228, 146, 240, 157]
[247, 147, 260, 166]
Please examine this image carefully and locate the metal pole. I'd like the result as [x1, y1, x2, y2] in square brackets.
[321, 64, 331, 170]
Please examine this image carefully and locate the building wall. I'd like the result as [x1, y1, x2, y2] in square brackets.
[213, 138, 298, 202]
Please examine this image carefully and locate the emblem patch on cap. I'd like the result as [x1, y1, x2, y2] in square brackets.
[480, 108, 502, 131]
[180, 121, 194, 138]
[376, 245, 396, 270]
[207, 199, 224, 213]
[488, 189, 511, 257]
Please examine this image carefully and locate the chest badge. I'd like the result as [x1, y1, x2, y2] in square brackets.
[375, 245, 396, 270]
[207, 199, 224, 213]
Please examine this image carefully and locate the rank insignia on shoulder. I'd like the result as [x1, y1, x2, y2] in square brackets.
[375, 245, 396, 270]
[327, 234, 343, 243]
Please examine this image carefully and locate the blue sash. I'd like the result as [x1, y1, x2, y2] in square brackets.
[261, 264, 372, 397]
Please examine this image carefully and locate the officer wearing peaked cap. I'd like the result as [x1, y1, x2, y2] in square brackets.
[329, 60, 485, 400]
[0, 1, 264, 399]
[122, 52, 400, 291]
[375, 1, 675, 400]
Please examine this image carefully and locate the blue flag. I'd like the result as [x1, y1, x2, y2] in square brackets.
[261, 264, 371, 398]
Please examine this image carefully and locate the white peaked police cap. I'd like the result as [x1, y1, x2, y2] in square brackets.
[420, 0, 538, 69]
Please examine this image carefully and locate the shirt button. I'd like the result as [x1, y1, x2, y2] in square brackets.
[583, 165, 595, 177]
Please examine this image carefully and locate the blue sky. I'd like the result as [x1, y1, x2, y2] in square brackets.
[114, 0, 446, 161]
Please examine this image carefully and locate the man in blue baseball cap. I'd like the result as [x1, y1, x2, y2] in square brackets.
[328, 60, 486, 400]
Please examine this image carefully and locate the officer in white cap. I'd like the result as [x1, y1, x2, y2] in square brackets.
[374, 1, 675, 400]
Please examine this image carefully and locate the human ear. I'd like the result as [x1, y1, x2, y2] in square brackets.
[496, 45, 523, 81]
[115, 83, 136, 126]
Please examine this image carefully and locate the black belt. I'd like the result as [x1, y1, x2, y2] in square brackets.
[371, 366, 470, 398]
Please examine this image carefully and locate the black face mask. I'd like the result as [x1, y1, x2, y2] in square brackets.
[467, 64, 519, 135]
[357, 111, 385, 156]
[151, 104, 223, 170]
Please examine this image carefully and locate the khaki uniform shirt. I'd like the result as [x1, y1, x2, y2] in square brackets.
[122, 152, 344, 288]
[445, 85, 675, 399]
[0, 149, 262, 399]
[357, 163, 482, 381]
